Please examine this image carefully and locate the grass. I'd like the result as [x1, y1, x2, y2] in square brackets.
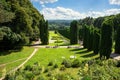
[26, 48, 98, 66]
[24, 48, 98, 79]
[49, 31, 70, 46]
[0, 47, 34, 64]
[0, 47, 34, 77]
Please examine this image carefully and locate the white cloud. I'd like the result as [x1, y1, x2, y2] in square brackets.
[41, 7, 87, 20]
[109, 0, 120, 5]
[31, 0, 58, 4]
[88, 9, 120, 18]
[41, 7, 120, 20]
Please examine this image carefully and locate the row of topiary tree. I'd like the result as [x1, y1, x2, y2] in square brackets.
[70, 13, 120, 59]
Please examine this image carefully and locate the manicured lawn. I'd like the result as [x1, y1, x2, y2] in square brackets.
[26, 48, 99, 66]
[24, 48, 98, 79]
[0, 47, 34, 77]
[0, 47, 34, 64]
[49, 31, 69, 46]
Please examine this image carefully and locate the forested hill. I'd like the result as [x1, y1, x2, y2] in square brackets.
[0, 0, 45, 51]
[48, 20, 72, 30]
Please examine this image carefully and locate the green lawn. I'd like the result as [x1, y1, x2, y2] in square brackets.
[49, 31, 69, 46]
[24, 48, 98, 79]
[0, 47, 34, 77]
[26, 48, 98, 66]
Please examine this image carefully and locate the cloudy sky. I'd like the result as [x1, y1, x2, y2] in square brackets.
[30, 0, 120, 20]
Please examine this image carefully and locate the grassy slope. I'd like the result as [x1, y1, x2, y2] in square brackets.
[26, 48, 98, 66]
[0, 47, 34, 77]
[25, 48, 98, 79]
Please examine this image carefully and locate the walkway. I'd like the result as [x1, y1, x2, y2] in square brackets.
[0, 48, 38, 80]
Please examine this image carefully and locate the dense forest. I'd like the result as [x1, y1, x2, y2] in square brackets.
[0, 0, 48, 51]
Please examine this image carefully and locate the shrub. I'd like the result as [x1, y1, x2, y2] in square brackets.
[47, 72, 52, 77]
[32, 65, 42, 75]
[44, 68, 49, 73]
[54, 74, 67, 80]
[117, 61, 120, 67]
[72, 59, 81, 68]
[36, 75, 45, 80]
[82, 76, 92, 80]
[60, 65, 66, 71]
[61, 59, 72, 68]
[25, 71, 35, 80]
[24, 65, 32, 71]
[53, 63, 58, 68]
[48, 61, 53, 66]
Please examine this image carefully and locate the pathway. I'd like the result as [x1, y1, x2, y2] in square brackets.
[0, 48, 38, 80]
[0, 58, 26, 67]
[110, 53, 120, 60]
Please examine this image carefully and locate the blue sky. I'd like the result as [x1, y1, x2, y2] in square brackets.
[31, 0, 120, 20]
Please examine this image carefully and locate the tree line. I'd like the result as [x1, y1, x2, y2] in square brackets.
[70, 14, 120, 59]
[0, 0, 49, 52]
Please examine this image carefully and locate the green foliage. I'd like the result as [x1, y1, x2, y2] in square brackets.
[39, 20, 49, 45]
[58, 28, 70, 39]
[93, 17, 105, 28]
[0, 0, 44, 51]
[36, 75, 45, 80]
[62, 59, 72, 68]
[54, 74, 68, 80]
[53, 63, 58, 68]
[72, 59, 81, 68]
[78, 59, 120, 80]
[82, 25, 94, 50]
[60, 65, 66, 71]
[48, 61, 53, 66]
[115, 14, 120, 54]
[100, 18, 114, 59]
[70, 20, 78, 44]
[93, 28, 100, 54]
[0, 27, 23, 51]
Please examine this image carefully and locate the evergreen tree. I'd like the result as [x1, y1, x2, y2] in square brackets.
[43, 20, 49, 45]
[114, 14, 120, 54]
[83, 25, 88, 48]
[39, 20, 49, 45]
[115, 24, 120, 54]
[100, 18, 113, 59]
[70, 20, 78, 44]
[93, 28, 100, 54]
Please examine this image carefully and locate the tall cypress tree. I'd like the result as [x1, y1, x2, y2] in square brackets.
[39, 20, 49, 45]
[100, 18, 113, 59]
[43, 20, 49, 45]
[93, 28, 100, 54]
[70, 20, 78, 44]
[114, 14, 120, 54]
[115, 24, 120, 54]
[39, 20, 44, 44]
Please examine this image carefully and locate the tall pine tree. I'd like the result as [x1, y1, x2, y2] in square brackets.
[100, 18, 113, 59]
[70, 20, 78, 44]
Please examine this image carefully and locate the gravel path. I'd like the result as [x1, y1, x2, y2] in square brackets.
[0, 48, 38, 80]
[0, 58, 26, 67]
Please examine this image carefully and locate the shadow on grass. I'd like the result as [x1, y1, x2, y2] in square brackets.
[75, 49, 90, 54]
[70, 48, 98, 58]
[80, 52, 96, 58]
[0, 47, 23, 56]
[70, 48, 85, 51]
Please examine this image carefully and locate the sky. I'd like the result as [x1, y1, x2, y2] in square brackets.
[30, 0, 120, 20]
